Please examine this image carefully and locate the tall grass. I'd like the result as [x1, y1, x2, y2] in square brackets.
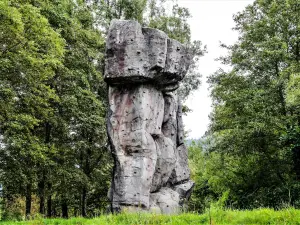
[1, 208, 300, 224]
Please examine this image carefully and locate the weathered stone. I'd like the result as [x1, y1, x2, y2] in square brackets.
[156, 39, 191, 84]
[173, 181, 195, 200]
[161, 83, 180, 93]
[108, 84, 164, 136]
[177, 100, 185, 146]
[151, 135, 176, 192]
[105, 20, 149, 83]
[162, 93, 178, 146]
[104, 20, 191, 87]
[142, 28, 168, 72]
[105, 20, 194, 214]
[108, 84, 164, 209]
[168, 144, 191, 184]
[150, 188, 181, 214]
[111, 154, 156, 209]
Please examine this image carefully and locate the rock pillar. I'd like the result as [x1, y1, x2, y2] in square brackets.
[105, 20, 194, 214]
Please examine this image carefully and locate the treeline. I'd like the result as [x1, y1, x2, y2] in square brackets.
[0, 0, 204, 220]
[189, 0, 300, 212]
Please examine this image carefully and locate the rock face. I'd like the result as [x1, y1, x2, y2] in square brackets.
[105, 19, 194, 214]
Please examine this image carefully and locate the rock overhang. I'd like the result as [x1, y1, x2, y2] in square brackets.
[104, 19, 192, 88]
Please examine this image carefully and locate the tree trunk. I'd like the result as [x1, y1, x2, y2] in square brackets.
[38, 172, 45, 214]
[81, 187, 87, 217]
[39, 194, 45, 215]
[61, 199, 68, 218]
[53, 203, 57, 217]
[47, 195, 52, 218]
[25, 183, 32, 219]
[46, 182, 52, 217]
[293, 146, 300, 180]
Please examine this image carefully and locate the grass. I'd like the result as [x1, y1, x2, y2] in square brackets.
[1, 208, 300, 225]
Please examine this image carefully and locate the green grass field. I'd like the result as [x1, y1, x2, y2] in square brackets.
[1, 208, 300, 225]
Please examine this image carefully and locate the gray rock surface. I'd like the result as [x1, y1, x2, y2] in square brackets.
[177, 101, 185, 146]
[107, 85, 163, 210]
[162, 93, 178, 146]
[105, 20, 149, 83]
[150, 188, 181, 214]
[151, 135, 176, 192]
[105, 19, 191, 87]
[173, 181, 195, 200]
[168, 144, 191, 185]
[105, 20, 194, 213]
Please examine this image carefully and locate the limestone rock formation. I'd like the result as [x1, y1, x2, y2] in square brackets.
[105, 19, 194, 214]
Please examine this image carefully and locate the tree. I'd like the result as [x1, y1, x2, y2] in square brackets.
[0, 0, 65, 218]
[0, 0, 205, 219]
[206, 0, 300, 209]
[187, 139, 213, 212]
[0, 0, 110, 218]
[36, 0, 110, 217]
[147, 1, 206, 101]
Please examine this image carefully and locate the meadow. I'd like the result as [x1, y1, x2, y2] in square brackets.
[1, 208, 300, 225]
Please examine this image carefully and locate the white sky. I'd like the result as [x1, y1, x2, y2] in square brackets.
[178, 0, 254, 139]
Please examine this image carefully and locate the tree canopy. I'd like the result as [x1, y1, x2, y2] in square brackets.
[190, 0, 300, 210]
[0, 0, 205, 219]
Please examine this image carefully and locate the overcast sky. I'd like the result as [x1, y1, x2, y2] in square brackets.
[178, 0, 254, 139]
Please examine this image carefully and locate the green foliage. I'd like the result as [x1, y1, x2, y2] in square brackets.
[0, 0, 65, 216]
[148, 2, 191, 43]
[2, 208, 300, 224]
[0, 0, 110, 218]
[188, 140, 211, 213]
[0, 0, 205, 219]
[204, 0, 300, 210]
[287, 72, 300, 107]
